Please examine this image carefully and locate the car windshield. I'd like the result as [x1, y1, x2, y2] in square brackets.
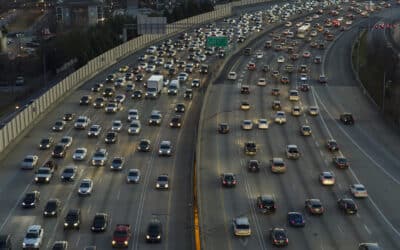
[24, 158, 33, 162]
[160, 144, 170, 149]
[61, 138, 69, 143]
[114, 230, 127, 238]
[158, 176, 168, 181]
[94, 216, 105, 226]
[236, 224, 249, 229]
[275, 231, 286, 239]
[356, 187, 365, 191]
[25, 193, 35, 200]
[81, 182, 90, 188]
[148, 224, 160, 234]
[26, 232, 38, 238]
[38, 169, 50, 174]
[55, 122, 62, 126]
[41, 139, 49, 143]
[77, 118, 85, 123]
[338, 158, 346, 163]
[224, 175, 234, 181]
[46, 202, 56, 209]
[64, 168, 74, 173]
[94, 152, 104, 157]
[66, 214, 77, 220]
[312, 203, 322, 208]
[129, 172, 138, 177]
[76, 149, 84, 154]
[113, 159, 122, 164]
[151, 115, 160, 119]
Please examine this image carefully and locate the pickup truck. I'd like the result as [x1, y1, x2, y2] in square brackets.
[34, 160, 57, 183]
[112, 224, 131, 248]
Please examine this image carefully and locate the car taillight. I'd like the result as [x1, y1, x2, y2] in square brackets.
[223, 181, 226, 184]
[286, 239, 289, 243]
[259, 204, 263, 208]
[291, 220, 294, 224]
[233, 181, 237, 184]
[274, 239, 278, 243]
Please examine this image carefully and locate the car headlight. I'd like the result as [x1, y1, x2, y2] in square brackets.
[46, 177, 49, 181]
[167, 150, 171, 153]
[146, 235, 150, 239]
[35, 177, 38, 181]
[124, 241, 128, 245]
[64, 223, 68, 226]
[34, 242, 39, 247]
[112, 240, 116, 245]
[51, 211, 56, 215]
[178, 123, 181, 126]
[169, 123, 173, 126]
[157, 235, 161, 239]
[30, 203, 34, 206]
[22, 202, 26, 205]
[156, 184, 160, 187]
[22, 242, 26, 247]
[159, 150, 162, 154]
[74, 222, 78, 226]
[165, 184, 169, 188]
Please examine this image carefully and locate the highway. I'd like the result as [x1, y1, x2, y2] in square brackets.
[198, 2, 400, 250]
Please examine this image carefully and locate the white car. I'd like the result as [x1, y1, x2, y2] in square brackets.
[309, 106, 319, 116]
[22, 225, 43, 249]
[72, 147, 87, 160]
[285, 21, 292, 27]
[275, 111, 287, 124]
[111, 120, 123, 132]
[128, 120, 141, 135]
[256, 51, 263, 59]
[228, 71, 237, 80]
[300, 73, 308, 81]
[114, 94, 126, 103]
[21, 155, 39, 170]
[127, 169, 140, 183]
[277, 56, 285, 63]
[258, 119, 269, 129]
[78, 178, 93, 196]
[257, 78, 267, 86]
[88, 124, 102, 137]
[74, 116, 90, 129]
[350, 184, 368, 198]
[233, 217, 251, 236]
[320, 171, 335, 185]
[241, 120, 253, 130]
[310, 30, 318, 37]
[127, 109, 139, 122]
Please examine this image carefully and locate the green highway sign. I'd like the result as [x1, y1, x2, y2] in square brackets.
[206, 36, 228, 47]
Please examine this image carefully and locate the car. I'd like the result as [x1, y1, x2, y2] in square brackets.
[257, 78, 267, 86]
[106, 74, 115, 83]
[127, 109, 139, 122]
[74, 116, 90, 129]
[247, 159, 260, 172]
[299, 83, 310, 92]
[22, 225, 43, 249]
[111, 120, 123, 132]
[310, 30, 318, 37]
[39, 137, 53, 150]
[319, 171, 335, 185]
[52, 120, 66, 132]
[93, 97, 105, 108]
[72, 147, 87, 160]
[271, 88, 280, 96]
[63, 113, 74, 121]
[146, 219, 163, 243]
[169, 115, 183, 128]
[114, 94, 126, 104]
[21, 191, 40, 208]
[60, 136, 73, 148]
[340, 113, 354, 125]
[303, 51, 311, 58]
[128, 120, 141, 135]
[256, 50, 263, 59]
[178, 72, 189, 82]
[156, 174, 169, 189]
[258, 119, 268, 129]
[221, 173, 237, 187]
[247, 63, 256, 70]
[286, 145, 300, 159]
[232, 217, 251, 236]
[127, 169, 141, 183]
[115, 77, 126, 87]
[184, 89, 193, 100]
[158, 141, 172, 156]
[300, 73, 308, 82]
[105, 101, 120, 113]
[80, 95, 92, 105]
[137, 139, 151, 152]
[256, 195, 276, 214]
[119, 65, 129, 72]
[319, 74, 327, 83]
[299, 124, 312, 136]
[61, 166, 78, 181]
[241, 120, 253, 130]
[350, 184, 368, 198]
[131, 90, 143, 99]
[227, 71, 237, 80]
[290, 53, 299, 60]
[358, 243, 381, 250]
[287, 212, 305, 227]
[314, 56, 322, 64]
[175, 103, 185, 113]
[333, 156, 349, 169]
[52, 144, 67, 158]
[149, 110, 162, 125]
[272, 100, 281, 110]
[135, 73, 144, 82]
[105, 131, 118, 144]
[277, 56, 285, 63]
[43, 199, 61, 217]
[91, 213, 109, 232]
[244, 141, 256, 155]
[191, 79, 201, 88]
[270, 227, 288, 246]
[305, 199, 324, 215]
[64, 209, 81, 230]
[110, 157, 124, 171]
[291, 106, 301, 116]
[327, 139, 339, 151]
[21, 155, 39, 170]
[88, 124, 102, 137]
[271, 157, 286, 173]
[78, 179, 93, 196]
[274, 111, 286, 124]
[280, 76, 289, 84]
[309, 106, 319, 116]
[52, 241, 68, 250]
[240, 101, 250, 110]
[338, 198, 358, 214]
[91, 148, 108, 166]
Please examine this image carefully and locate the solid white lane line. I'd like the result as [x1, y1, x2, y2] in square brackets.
[364, 224, 372, 235]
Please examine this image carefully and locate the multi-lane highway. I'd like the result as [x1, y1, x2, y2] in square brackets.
[198, 2, 400, 249]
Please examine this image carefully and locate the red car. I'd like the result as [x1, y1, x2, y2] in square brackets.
[112, 224, 131, 248]
[299, 83, 310, 92]
[247, 63, 256, 70]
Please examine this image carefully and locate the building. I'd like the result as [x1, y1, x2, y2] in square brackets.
[55, 0, 105, 27]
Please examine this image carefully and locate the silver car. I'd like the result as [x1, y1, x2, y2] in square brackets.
[72, 147, 87, 160]
[127, 169, 140, 183]
[78, 178, 93, 195]
[158, 141, 172, 156]
[128, 120, 141, 135]
[21, 155, 39, 170]
[111, 120, 123, 132]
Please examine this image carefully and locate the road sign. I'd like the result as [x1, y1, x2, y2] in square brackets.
[206, 36, 228, 47]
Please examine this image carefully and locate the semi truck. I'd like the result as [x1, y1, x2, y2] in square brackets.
[145, 75, 163, 99]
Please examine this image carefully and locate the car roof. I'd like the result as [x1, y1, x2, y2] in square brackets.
[27, 225, 42, 231]
[235, 217, 249, 225]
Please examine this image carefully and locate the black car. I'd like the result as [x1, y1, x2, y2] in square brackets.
[63, 113, 74, 121]
[200, 64, 209, 74]
[338, 198, 358, 214]
[61, 166, 78, 181]
[184, 89, 193, 100]
[218, 123, 230, 134]
[169, 115, 182, 128]
[287, 212, 305, 227]
[135, 73, 144, 82]
[247, 160, 260, 172]
[91, 213, 109, 232]
[244, 142, 257, 155]
[146, 219, 162, 243]
[80, 95, 92, 105]
[0, 234, 12, 250]
[64, 209, 81, 230]
[21, 191, 40, 208]
[132, 90, 143, 99]
[175, 103, 185, 113]
[168, 68, 177, 76]
[52, 241, 68, 250]
[137, 139, 151, 152]
[93, 97, 105, 108]
[256, 195, 276, 214]
[39, 137, 54, 150]
[240, 85, 250, 94]
[102, 87, 115, 98]
[105, 132, 117, 144]
[52, 144, 67, 158]
[340, 113, 354, 125]
[106, 74, 115, 83]
[91, 83, 103, 92]
[43, 199, 61, 217]
[221, 173, 237, 187]
[270, 228, 289, 246]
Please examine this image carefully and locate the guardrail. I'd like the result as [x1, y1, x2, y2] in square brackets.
[0, 0, 271, 155]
